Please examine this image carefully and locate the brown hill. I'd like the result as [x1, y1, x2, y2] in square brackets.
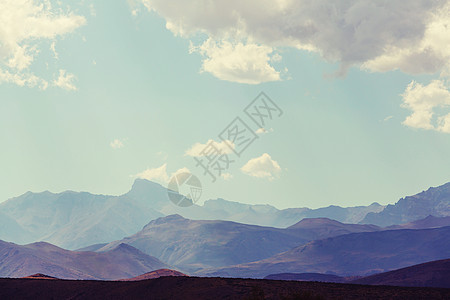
[121, 269, 187, 281]
[21, 274, 58, 280]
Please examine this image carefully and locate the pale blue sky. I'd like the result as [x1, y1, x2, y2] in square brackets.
[1, 1, 449, 208]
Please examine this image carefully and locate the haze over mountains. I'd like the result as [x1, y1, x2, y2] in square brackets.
[0, 179, 448, 283]
[0, 179, 448, 250]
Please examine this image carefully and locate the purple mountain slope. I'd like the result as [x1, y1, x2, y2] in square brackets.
[0, 240, 168, 280]
[351, 258, 450, 288]
[97, 215, 383, 273]
[197, 226, 450, 278]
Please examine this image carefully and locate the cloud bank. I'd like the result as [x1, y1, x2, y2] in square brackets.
[141, 0, 450, 83]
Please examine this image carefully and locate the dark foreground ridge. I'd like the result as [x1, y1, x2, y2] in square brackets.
[0, 276, 449, 300]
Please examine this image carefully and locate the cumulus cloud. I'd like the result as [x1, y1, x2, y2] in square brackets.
[401, 80, 450, 133]
[190, 39, 281, 84]
[241, 153, 281, 180]
[53, 69, 78, 91]
[185, 139, 235, 157]
[135, 164, 190, 184]
[0, 0, 86, 88]
[140, 0, 449, 82]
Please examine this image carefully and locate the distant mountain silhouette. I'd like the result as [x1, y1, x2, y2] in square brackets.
[361, 183, 450, 226]
[0, 179, 387, 249]
[0, 186, 165, 249]
[0, 179, 448, 252]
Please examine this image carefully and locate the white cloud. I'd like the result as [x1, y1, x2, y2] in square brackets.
[135, 164, 170, 183]
[255, 127, 274, 135]
[140, 0, 449, 82]
[135, 164, 190, 184]
[0, 69, 48, 89]
[241, 153, 281, 180]
[53, 69, 78, 91]
[382, 116, 393, 122]
[0, 0, 86, 88]
[190, 39, 281, 84]
[110, 139, 124, 149]
[401, 80, 450, 133]
[185, 139, 235, 157]
[50, 42, 58, 60]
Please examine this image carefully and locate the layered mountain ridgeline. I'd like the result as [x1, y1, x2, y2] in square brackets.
[351, 258, 450, 288]
[0, 240, 168, 280]
[264, 259, 450, 288]
[361, 182, 450, 226]
[0, 181, 167, 249]
[0, 179, 448, 250]
[2, 214, 448, 281]
[0, 276, 449, 300]
[96, 215, 383, 272]
[0, 179, 386, 250]
[198, 226, 450, 278]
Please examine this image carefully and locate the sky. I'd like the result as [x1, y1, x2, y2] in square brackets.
[0, 0, 450, 209]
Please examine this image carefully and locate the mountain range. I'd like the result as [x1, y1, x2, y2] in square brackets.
[0, 214, 449, 281]
[0, 240, 168, 280]
[1, 179, 448, 250]
[96, 215, 380, 272]
[361, 182, 450, 226]
[198, 226, 450, 278]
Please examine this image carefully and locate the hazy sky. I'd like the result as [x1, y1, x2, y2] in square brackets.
[1, 1, 449, 209]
